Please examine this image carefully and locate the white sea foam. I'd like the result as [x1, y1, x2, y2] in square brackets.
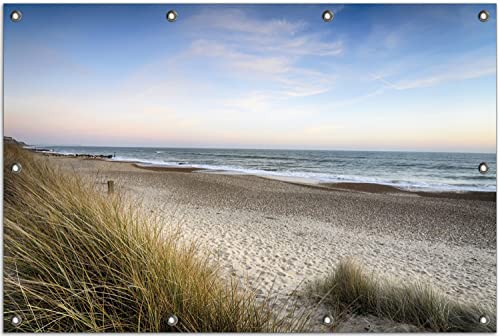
[45, 147, 497, 193]
[121, 160, 496, 192]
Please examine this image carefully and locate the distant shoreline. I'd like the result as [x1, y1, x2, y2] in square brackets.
[33, 150, 496, 202]
[22, 143, 496, 155]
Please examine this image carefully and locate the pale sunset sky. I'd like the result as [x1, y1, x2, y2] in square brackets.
[4, 4, 497, 152]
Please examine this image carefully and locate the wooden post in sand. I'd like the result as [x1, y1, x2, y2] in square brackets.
[107, 180, 114, 194]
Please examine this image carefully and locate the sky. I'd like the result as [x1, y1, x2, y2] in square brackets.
[3, 4, 497, 152]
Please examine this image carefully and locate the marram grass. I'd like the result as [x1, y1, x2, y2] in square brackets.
[3, 145, 304, 332]
[308, 258, 496, 332]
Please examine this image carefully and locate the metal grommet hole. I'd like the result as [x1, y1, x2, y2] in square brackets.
[10, 10, 22, 22]
[322, 314, 333, 325]
[166, 10, 178, 22]
[11, 163, 22, 174]
[11, 315, 22, 327]
[478, 162, 489, 174]
[167, 314, 178, 326]
[478, 10, 489, 22]
[479, 315, 489, 325]
[322, 10, 334, 22]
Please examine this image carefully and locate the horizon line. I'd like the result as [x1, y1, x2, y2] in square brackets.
[24, 143, 497, 155]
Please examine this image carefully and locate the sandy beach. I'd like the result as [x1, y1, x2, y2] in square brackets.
[43, 154, 496, 330]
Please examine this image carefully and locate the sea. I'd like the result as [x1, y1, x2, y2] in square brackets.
[38, 146, 496, 192]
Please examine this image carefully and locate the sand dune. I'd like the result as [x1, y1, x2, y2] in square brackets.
[46, 155, 496, 330]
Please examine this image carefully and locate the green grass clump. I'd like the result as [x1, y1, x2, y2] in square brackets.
[309, 258, 495, 332]
[3, 145, 301, 332]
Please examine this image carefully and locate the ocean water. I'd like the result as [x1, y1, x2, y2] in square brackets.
[40, 146, 496, 192]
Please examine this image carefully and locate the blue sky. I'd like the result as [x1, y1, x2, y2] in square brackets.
[4, 4, 497, 152]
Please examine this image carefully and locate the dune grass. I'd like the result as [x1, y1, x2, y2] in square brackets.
[3, 145, 304, 332]
[308, 258, 496, 332]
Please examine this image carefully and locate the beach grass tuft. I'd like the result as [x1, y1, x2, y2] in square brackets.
[308, 258, 495, 332]
[3, 145, 304, 332]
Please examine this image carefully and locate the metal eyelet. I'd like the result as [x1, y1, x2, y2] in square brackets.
[478, 162, 489, 174]
[167, 314, 178, 326]
[322, 10, 334, 22]
[11, 315, 22, 327]
[166, 10, 178, 22]
[10, 10, 22, 22]
[11, 163, 22, 174]
[478, 10, 489, 22]
[479, 315, 489, 325]
[322, 314, 333, 325]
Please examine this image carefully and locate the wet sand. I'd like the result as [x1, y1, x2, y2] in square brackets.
[322, 182, 496, 201]
[133, 163, 203, 173]
[42, 154, 496, 330]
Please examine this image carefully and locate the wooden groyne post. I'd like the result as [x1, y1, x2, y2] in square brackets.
[107, 180, 114, 194]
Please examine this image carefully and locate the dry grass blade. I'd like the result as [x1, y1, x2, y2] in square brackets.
[308, 258, 496, 332]
[3, 145, 305, 332]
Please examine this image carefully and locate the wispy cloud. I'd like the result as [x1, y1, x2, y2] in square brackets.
[189, 40, 291, 76]
[188, 8, 343, 57]
[191, 8, 304, 36]
[183, 7, 342, 101]
[371, 52, 495, 91]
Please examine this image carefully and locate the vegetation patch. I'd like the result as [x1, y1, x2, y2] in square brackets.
[308, 258, 495, 332]
[3, 145, 303, 332]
